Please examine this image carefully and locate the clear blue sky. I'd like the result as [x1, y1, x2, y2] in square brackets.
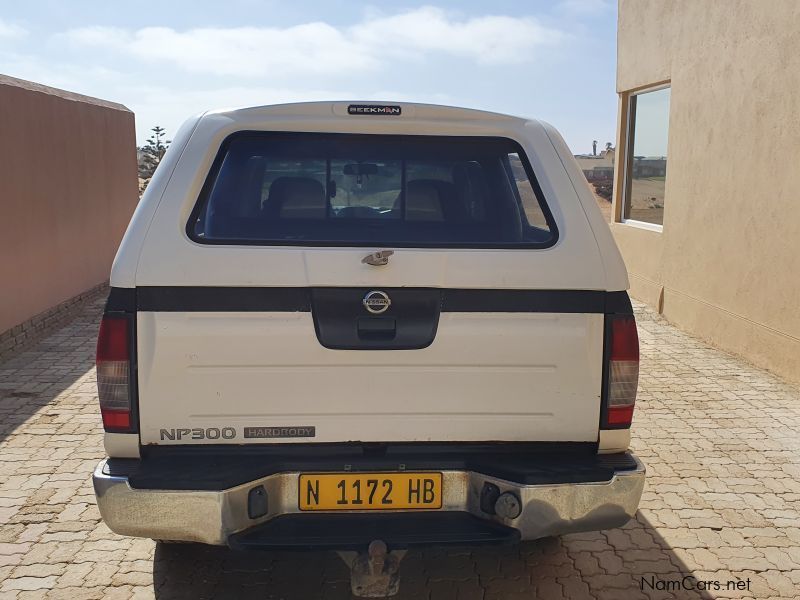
[0, 0, 618, 152]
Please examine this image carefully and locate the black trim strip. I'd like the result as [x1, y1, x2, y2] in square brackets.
[136, 287, 312, 312]
[604, 291, 633, 315]
[126, 286, 632, 314]
[442, 289, 605, 313]
[106, 287, 136, 312]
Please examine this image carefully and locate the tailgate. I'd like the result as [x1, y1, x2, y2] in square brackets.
[136, 284, 604, 445]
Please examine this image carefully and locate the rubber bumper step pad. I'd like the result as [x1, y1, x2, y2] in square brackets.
[228, 511, 519, 551]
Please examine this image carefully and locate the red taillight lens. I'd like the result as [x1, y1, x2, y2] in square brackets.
[100, 409, 131, 430]
[96, 316, 132, 432]
[610, 317, 640, 362]
[606, 315, 639, 427]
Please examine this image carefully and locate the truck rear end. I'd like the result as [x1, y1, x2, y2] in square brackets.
[93, 102, 644, 555]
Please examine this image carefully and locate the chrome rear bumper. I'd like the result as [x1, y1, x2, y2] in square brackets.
[93, 454, 645, 546]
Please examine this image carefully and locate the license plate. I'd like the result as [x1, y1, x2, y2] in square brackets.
[299, 472, 443, 511]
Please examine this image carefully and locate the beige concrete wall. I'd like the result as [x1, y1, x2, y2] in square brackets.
[0, 75, 138, 334]
[612, 0, 800, 383]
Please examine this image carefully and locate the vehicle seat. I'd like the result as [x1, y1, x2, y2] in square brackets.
[264, 177, 327, 219]
[395, 180, 444, 221]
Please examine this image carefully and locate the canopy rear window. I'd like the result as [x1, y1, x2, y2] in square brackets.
[188, 133, 557, 248]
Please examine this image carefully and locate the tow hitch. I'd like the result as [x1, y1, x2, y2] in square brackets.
[338, 540, 407, 597]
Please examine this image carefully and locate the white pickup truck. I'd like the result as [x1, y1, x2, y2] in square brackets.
[93, 101, 644, 591]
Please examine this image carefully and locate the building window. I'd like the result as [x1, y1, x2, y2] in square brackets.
[622, 85, 670, 227]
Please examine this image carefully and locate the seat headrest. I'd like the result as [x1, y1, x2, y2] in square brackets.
[266, 177, 326, 219]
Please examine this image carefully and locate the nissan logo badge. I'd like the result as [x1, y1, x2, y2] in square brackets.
[363, 290, 391, 314]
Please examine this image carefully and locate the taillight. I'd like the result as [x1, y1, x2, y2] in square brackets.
[604, 315, 639, 428]
[96, 315, 133, 432]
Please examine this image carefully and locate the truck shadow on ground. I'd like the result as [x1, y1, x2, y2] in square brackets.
[0, 295, 104, 445]
[152, 514, 718, 600]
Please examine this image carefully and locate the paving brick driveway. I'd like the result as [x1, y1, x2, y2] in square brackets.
[1, 295, 800, 599]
